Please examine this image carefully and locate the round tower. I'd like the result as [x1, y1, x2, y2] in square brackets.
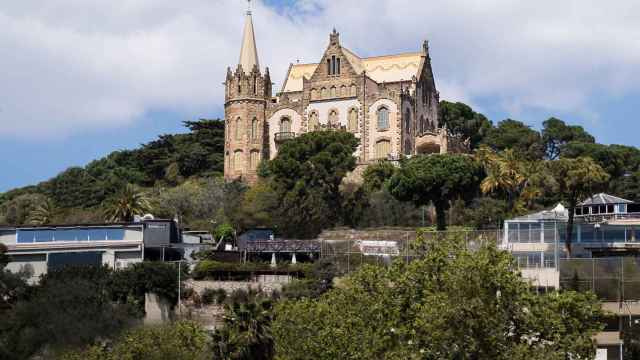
[224, 9, 271, 184]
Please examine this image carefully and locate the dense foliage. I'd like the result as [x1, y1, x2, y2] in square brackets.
[388, 154, 483, 230]
[0, 263, 179, 359]
[272, 234, 604, 359]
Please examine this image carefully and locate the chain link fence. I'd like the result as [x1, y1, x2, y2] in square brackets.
[319, 229, 503, 274]
[560, 257, 640, 302]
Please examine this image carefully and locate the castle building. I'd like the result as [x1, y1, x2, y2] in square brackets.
[224, 10, 466, 183]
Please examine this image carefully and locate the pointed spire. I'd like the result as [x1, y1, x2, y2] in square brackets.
[239, 5, 260, 75]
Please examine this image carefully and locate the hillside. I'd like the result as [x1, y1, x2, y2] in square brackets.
[0, 119, 225, 226]
[2, 101, 640, 231]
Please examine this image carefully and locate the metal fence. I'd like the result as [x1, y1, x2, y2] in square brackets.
[319, 229, 503, 274]
[559, 257, 640, 302]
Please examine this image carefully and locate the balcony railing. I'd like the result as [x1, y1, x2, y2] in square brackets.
[577, 212, 640, 223]
[274, 132, 296, 143]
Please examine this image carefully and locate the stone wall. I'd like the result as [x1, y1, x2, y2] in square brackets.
[186, 274, 292, 296]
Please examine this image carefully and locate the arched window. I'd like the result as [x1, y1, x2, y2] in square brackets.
[311, 88, 318, 100]
[377, 107, 389, 130]
[280, 117, 291, 133]
[226, 151, 230, 170]
[420, 115, 425, 134]
[251, 118, 258, 140]
[327, 58, 331, 75]
[375, 139, 391, 159]
[235, 118, 242, 140]
[253, 77, 257, 95]
[404, 109, 411, 134]
[348, 108, 358, 132]
[340, 85, 347, 97]
[350, 85, 357, 96]
[250, 150, 260, 170]
[336, 57, 341, 75]
[308, 111, 319, 131]
[234, 150, 243, 171]
[321, 87, 327, 98]
[330, 86, 336, 98]
[328, 109, 339, 127]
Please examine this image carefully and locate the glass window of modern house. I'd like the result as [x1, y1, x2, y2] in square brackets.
[105, 228, 125, 241]
[518, 223, 531, 243]
[543, 223, 557, 243]
[602, 225, 626, 242]
[607, 205, 614, 213]
[513, 251, 541, 268]
[507, 223, 519, 243]
[543, 252, 556, 268]
[55, 229, 82, 241]
[17, 230, 35, 243]
[581, 225, 595, 242]
[617, 204, 627, 213]
[575, 207, 583, 216]
[530, 223, 541, 242]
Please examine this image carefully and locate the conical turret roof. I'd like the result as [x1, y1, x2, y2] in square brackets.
[238, 11, 259, 74]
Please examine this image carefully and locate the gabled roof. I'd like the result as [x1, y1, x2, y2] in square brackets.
[281, 50, 423, 93]
[510, 203, 568, 222]
[579, 193, 634, 206]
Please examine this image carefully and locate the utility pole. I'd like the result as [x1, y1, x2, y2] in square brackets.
[177, 260, 182, 316]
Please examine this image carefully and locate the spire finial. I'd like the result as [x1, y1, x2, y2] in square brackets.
[238, 3, 260, 74]
[247, 0, 252, 15]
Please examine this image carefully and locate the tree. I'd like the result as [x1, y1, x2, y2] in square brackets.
[272, 234, 604, 359]
[102, 184, 152, 222]
[387, 154, 482, 230]
[0, 266, 134, 359]
[61, 321, 209, 360]
[475, 146, 548, 213]
[0, 193, 47, 225]
[27, 197, 57, 225]
[541, 117, 594, 160]
[362, 160, 397, 194]
[212, 291, 275, 360]
[623, 322, 640, 360]
[483, 119, 545, 160]
[262, 131, 359, 238]
[439, 101, 493, 148]
[545, 157, 610, 255]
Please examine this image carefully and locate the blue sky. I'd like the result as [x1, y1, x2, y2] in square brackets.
[1, 0, 639, 192]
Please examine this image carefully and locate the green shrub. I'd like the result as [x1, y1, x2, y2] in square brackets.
[201, 288, 227, 305]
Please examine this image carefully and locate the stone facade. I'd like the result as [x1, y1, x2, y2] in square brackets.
[224, 13, 467, 184]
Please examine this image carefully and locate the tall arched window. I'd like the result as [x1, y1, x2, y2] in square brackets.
[250, 150, 260, 170]
[328, 109, 339, 127]
[251, 118, 258, 140]
[377, 107, 389, 130]
[321, 87, 327, 98]
[350, 85, 357, 96]
[375, 139, 391, 159]
[235, 118, 242, 140]
[340, 85, 347, 97]
[308, 111, 319, 131]
[348, 108, 358, 132]
[336, 57, 341, 75]
[280, 117, 291, 133]
[330, 86, 336, 98]
[311, 88, 318, 100]
[404, 109, 411, 134]
[327, 59, 331, 75]
[234, 150, 243, 171]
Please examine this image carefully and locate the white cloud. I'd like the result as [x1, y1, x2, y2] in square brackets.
[0, 0, 639, 138]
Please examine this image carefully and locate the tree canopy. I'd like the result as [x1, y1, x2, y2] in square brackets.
[260, 131, 359, 238]
[439, 101, 493, 148]
[541, 117, 594, 160]
[483, 119, 545, 160]
[273, 234, 604, 359]
[388, 154, 482, 230]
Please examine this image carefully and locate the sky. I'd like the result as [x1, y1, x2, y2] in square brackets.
[1, 0, 639, 192]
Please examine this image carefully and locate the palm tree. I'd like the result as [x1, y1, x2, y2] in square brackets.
[102, 184, 152, 222]
[28, 198, 56, 225]
[475, 146, 535, 212]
